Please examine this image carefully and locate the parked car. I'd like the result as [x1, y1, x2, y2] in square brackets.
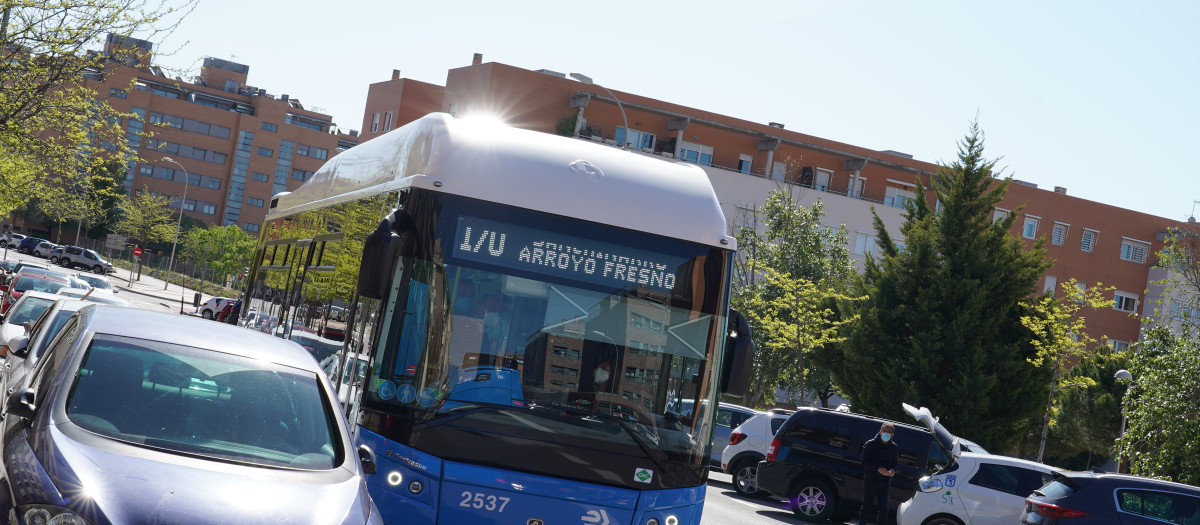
[0, 291, 59, 351]
[74, 272, 118, 294]
[898, 452, 1059, 525]
[0, 269, 69, 315]
[199, 296, 233, 319]
[29, 240, 58, 258]
[1020, 470, 1200, 524]
[755, 404, 986, 522]
[708, 402, 761, 469]
[56, 287, 133, 307]
[0, 306, 385, 524]
[320, 351, 370, 405]
[50, 245, 113, 274]
[721, 408, 794, 497]
[15, 237, 48, 255]
[0, 233, 25, 249]
[0, 298, 99, 413]
[0, 260, 16, 274]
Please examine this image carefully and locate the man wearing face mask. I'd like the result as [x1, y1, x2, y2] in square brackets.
[858, 422, 898, 525]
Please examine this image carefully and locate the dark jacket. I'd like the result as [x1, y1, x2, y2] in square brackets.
[861, 434, 899, 479]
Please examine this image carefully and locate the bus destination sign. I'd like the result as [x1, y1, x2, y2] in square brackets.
[453, 216, 684, 292]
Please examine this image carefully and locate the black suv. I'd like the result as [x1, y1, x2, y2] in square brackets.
[755, 405, 963, 522]
[1021, 470, 1200, 524]
[49, 245, 113, 274]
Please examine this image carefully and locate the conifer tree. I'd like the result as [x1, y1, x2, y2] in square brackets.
[833, 122, 1053, 452]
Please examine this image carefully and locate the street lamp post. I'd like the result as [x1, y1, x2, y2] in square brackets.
[1115, 369, 1134, 473]
[569, 72, 629, 150]
[161, 157, 190, 313]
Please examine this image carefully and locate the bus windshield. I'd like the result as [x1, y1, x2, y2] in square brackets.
[359, 193, 730, 488]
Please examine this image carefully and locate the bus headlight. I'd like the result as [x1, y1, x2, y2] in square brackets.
[386, 471, 403, 486]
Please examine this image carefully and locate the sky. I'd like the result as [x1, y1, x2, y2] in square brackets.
[146, 0, 1200, 221]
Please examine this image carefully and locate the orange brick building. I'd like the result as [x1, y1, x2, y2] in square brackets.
[74, 34, 357, 236]
[360, 54, 1181, 348]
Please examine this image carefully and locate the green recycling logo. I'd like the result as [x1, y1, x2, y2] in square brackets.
[634, 468, 654, 483]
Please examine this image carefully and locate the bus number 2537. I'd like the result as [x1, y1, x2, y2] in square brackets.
[460, 491, 511, 512]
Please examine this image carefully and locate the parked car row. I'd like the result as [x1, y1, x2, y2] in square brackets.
[714, 401, 1200, 525]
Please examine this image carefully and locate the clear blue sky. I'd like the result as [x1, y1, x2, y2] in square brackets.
[151, 0, 1199, 221]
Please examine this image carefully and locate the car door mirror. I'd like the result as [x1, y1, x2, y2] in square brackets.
[10, 335, 29, 359]
[357, 444, 377, 475]
[6, 387, 35, 419]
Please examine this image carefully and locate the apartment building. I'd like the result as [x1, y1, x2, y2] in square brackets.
[78, 34, 357, 236]
[362, 55, 1180, 347]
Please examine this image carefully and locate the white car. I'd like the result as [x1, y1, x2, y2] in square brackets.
[897, 452, 1060, 525]
[720, 408, 793, 497]
[0, 291, 59, 351]
[55, 287, 133, 307]
[199, 296, 233, 319]
[74, 272, 119, 294]
[897, 403, 1059, 525]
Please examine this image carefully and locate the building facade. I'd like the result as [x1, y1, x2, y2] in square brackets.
[360, 55, 1183, 348]
[80, 34, 357, 236]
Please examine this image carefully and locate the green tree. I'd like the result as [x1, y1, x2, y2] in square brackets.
[731, 189, 858, 408]
[832, 122, 1054, 452]
[1021, 279, 1115, 462]
[182, 224, 255, 284]
[0, 1, 193, 220]
[1117, 326, 1200, 485]
[112, 188, 174, 247]
[1044, 350, 1127, 469]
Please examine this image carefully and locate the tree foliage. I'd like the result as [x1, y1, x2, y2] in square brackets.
[182, 224, 255, 281]
[0, 0, 193, 220]
[829, 122, 1054, 453]
[1043, 349, 1127, 468]
[1117, 326, 1200, 485]
[1021, 278, 1115, 461]
[112, 187, 173, 246]
[731, 190, 859, 408]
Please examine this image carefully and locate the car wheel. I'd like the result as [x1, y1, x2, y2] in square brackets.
[49, 256, 58, 264]
[92, 265, 105, 274]
[0, 241, 6, 248]
[32, 250, 40, 258]
[789, 478, 836, 522]
[202, 309, 213, 319]
[923, 517, 964, 525]
[732, 458, 768, 498]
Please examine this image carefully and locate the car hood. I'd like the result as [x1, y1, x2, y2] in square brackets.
[901, 403, 962, 458]
[38, 425, 374, 525]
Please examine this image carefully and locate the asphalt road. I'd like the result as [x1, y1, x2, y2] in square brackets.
[704, 472, 804, 525]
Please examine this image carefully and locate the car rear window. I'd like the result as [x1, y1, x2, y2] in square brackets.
[770, 417, 786, 435]
[66, 334, 343, 470]
[1036, 479, 1075, 499]
[13, 276, 67, 294]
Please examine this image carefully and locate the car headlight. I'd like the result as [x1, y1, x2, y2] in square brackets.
[16, 504, 92, 525]
[918, 476, 943, 492]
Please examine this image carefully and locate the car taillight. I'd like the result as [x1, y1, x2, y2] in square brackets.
[729, 432, 747, 446]
[765, 438, 781, 462]
[1026, 499, 1090, 518]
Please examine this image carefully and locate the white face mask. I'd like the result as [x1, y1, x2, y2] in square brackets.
[594, 369, 610, 383]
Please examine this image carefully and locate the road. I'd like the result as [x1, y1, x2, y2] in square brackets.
[704, 472, 803, 525]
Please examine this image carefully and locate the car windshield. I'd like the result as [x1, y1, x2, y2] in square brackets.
[77, 275, 113, 291]
[9, 296, 54, 326]
[66, 334, 343, 470]
[13, 276, 67, 294]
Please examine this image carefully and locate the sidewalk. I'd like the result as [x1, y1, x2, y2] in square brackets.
[109, 266, 215, 315]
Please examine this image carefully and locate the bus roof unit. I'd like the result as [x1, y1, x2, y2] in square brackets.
[270, 113, 735, 250]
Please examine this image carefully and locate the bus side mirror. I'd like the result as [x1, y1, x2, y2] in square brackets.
[720, 308, 754, 397]
[357, 209, 412, 300]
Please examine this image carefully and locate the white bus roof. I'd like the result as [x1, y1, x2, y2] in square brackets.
[269, 113, 735, 250]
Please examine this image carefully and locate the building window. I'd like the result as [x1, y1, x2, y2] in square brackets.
[1043, 275, 1057, 295]
[296, 144, 328, 160]
[200, 203, 216, 215]
[993, 208, 1010, 224]
[1081, 229, 1098, 253]
[257, 147, 273, 157]
[109, 88, 126, 99]
[885, 186, 916, 209]
[1022, 215, 1040, 239]
[243, 222, 260, 232]
[1114, 291, 1138, 312]
[261, 122, 278, 132]
[1120, 238, 1149, 264]
[138, 165, 152, 176]
[252, 172, 270, 182]
[292, 169, 312, 181]
[854, 232, 877, 256]
[738, 154, 752, 174]
[371, 113, 379, 133]
[616, 127, 655, 152]
[1074, 281, 1087, 302]
[384, 111, 393, 132]
[247, 197, 264, 207]
[1051, 222, 1068, 246]
[1108, 339, 1130, 352]
[679, 140, 712, 166]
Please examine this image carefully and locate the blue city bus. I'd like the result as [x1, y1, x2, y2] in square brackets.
[243, 113, 753, 525]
